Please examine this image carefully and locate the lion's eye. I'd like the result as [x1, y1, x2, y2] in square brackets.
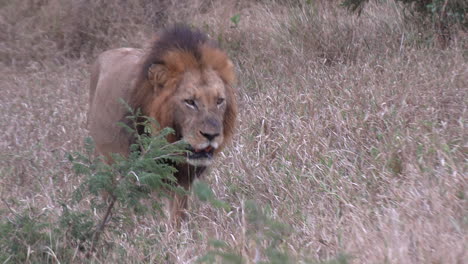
[217, 98, 225, 105]
[185, 99, 196, 108]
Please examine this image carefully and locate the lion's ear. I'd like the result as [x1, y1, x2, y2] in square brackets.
[148, 64, 167, 87]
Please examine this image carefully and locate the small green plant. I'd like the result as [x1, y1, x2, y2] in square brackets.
[230, 14, 241, 27]
[196, 198, 352, 263]
[58, 205, 95, 251]
[193, 181, 230, 210]
[0, 102, 193, 261]
[0, 210, 51, 263]
[342, 0, 467, 25]
[68, 101, 188, 255]
[197, 200, 294, 264]
[342, 0, 467, 46]
[197, 239, 244, 264]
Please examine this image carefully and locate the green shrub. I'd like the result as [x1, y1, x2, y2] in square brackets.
[0, 103, 189, 261]
[68, 103, 188, 254]
[196, 199, 351, 263]
[197, 200, 294, 264]
[0, 212, 51, 263]
[343, 0, 466, 26]
[342, 0, 467, 46]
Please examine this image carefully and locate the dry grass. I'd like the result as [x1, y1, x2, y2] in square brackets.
[0, 0, 466, 263]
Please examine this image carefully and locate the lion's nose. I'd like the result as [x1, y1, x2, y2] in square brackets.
[200, 131, 219, 141]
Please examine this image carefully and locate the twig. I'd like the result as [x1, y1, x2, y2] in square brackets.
[87, 195, 116, 258]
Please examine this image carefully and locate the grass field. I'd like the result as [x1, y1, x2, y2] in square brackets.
[0, 0, 466, 263]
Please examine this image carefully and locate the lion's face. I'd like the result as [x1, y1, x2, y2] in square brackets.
[140, 39, 237, 168]
[170, 69, 227, 166]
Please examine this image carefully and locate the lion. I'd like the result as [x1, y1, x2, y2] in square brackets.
[87, 25, 237, 225]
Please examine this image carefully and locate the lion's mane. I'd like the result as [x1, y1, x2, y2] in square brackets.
[131, 25, 237, 150]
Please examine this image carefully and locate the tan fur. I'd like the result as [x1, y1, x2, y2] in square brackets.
[88, 26, 237, 226]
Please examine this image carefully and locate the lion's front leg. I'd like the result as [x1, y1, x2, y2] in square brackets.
[170, 191, 189, 228]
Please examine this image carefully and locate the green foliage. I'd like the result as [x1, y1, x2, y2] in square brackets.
[230, 14, 241, 27]
[196, 198, 352, 263]
[59, 205, 95, 246]
[0, 206, 97, 262]
[193, 181, 230, 210]
[71, 102, 188, 213]
[198, 200, 294, 264]
[320, 253, 350, 264]
[244, 200, 293, 264]
[67, 102, 189, 253]
[197, 239, 244, 264]
[342, 0, 467, 29]
[0, 212, 51, 263]
[0, 102, 190, 261]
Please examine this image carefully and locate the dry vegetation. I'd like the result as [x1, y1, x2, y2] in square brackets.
[0, 0, 466, 263]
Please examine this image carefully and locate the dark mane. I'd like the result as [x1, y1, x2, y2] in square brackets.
[141, 25, 217, 81]
[132, 25, 219, 111]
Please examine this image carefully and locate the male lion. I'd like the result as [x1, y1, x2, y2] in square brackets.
[88, 25, 237, 224]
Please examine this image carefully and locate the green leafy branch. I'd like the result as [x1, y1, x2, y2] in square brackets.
[68, 101, 188, 255]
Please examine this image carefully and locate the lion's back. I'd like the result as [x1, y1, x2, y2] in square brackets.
[88, 48, 144, 157]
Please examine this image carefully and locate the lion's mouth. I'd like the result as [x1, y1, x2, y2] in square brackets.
[187, 145, 215, 160]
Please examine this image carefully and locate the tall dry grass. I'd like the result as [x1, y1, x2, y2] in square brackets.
[0, 0, 466, 263]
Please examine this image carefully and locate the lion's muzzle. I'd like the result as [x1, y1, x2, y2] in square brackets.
[186, 144, 216, 167]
